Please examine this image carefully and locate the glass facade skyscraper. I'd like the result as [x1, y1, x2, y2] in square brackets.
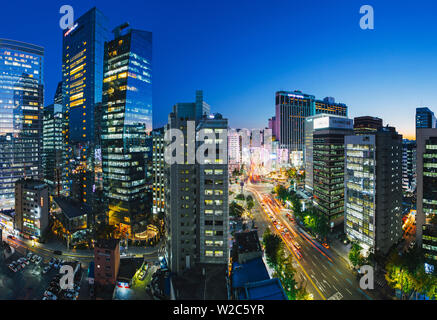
[416, 107, 436, 129]
[61, 7, 109, 204]
[275, 91, 347, 165]
[345, 127, 403, 255]
[416, 129, 437, 269]
[102, 26, 152, 236]
[42, 103, 63, 193]
[0, 39, 44, 210]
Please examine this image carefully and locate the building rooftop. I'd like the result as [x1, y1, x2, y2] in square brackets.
[117, 257, 143, 282]
[242, 278, 287, 300]
[234, 231, 262, 256]
[171, 263, 227, 300]
[16, 178, 47, 191]
[53, 196, 91, 219]
[231, 257, 269, 288]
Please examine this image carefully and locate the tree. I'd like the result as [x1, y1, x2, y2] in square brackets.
[349, 242, 365, 268]
[229, 201, 244, 218]
[274, 184, 289, 202]
[262, 228, 281, 267]
[235, 193, 245, 201]
[247, 200, 254, 211]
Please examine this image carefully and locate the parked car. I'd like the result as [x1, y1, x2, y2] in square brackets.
[42, 266, 50, 274]
[8, 264, 17, 272]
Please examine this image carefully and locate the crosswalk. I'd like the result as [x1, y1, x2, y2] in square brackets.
[328, 292, 343, 300]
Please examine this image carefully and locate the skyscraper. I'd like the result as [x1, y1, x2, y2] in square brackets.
[344, 127, 403, 255]
[416, 107, 436, 129]
[101, 24, 152, 236]
[275, 91, 347, 165]
[304, 114, 353, 224]
[165, 91, 229, 274]
[61, 7, 109, 204]
[152, 127, 165, 217]
[416, 128, 437, 270]
[0, 39, 44, 210]
[42, 103, 63, 194]
[353, 116, 383, 134]
[402, 139, 417, 193]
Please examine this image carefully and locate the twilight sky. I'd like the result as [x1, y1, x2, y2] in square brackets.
[2, 0, 437, 139]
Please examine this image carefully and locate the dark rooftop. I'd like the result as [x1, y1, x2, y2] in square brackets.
[54, 196, 91, 219]
[233, 230, 262, 256]
[171, 263, 228, 300]
[95, 238, 119, 251]
[117, 257, 144, 282]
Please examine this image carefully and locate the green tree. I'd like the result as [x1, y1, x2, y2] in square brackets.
[235, 193, 246, 201]
[262, 228, 281, 267]
[349, 242, 365, 268]
[229, 201, 244, 218]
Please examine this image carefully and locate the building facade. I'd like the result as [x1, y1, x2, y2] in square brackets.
[15, 178, 49, 240]
[275, 91, 347, 165]
[42, 103, 63, 194]
[416, 128, 437, 269]
[416, 107, 436, 129]
[61, 7, 109, 204]
[353, 116, 383, 134]
[152, 127, 165, 217]
[402, 139, 417, 193]
[344, 127, 403, 255]
[165, 91, 229, 274]
[101, 25, 152, 236]
[0, 39, 44, 210]
[305, 115, 353, 225]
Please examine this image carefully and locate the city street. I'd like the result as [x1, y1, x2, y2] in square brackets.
[244, 180, 374, 300]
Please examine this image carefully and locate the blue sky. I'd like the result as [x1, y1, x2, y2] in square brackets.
[1, 0, 437, 138]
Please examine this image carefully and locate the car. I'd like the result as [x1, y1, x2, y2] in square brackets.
[138, 270, 147, 281]
[35, 256, 42, 264]
[42, 296, 48, 300]
[8, 264, 17, 272]
[43, 266, 50, 274]
[49, 258, 55, 266]
[322, 243, 330, 249]
[27, 252, 33, 260]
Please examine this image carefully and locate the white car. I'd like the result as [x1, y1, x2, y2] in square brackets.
[42, 266, 50, 274]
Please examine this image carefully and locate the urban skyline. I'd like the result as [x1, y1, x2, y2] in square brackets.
[1, 0, 437, 305]
[3, 1, 437, 139]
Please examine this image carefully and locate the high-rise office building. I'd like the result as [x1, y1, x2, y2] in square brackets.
[402, 139, 417, 193]
[275, 91, 347, 165]
[304, 114, 353, 224]
[353, 116, 383, 134]
[165, 91, 229, 274]
[101, 24, 152, 236]
[61, 7, 109, 204]
[42, 103, 63, 194]
[0, 39, 44, 210]
[416, 128, 437, 269]
[54, 81, 63, 105]
[15, 178, 49, 240]
[344, 127, 403, 255]
[227, 128, 241, 174]
[416, 107, 436, 129]
[152, 127, 165, 217]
